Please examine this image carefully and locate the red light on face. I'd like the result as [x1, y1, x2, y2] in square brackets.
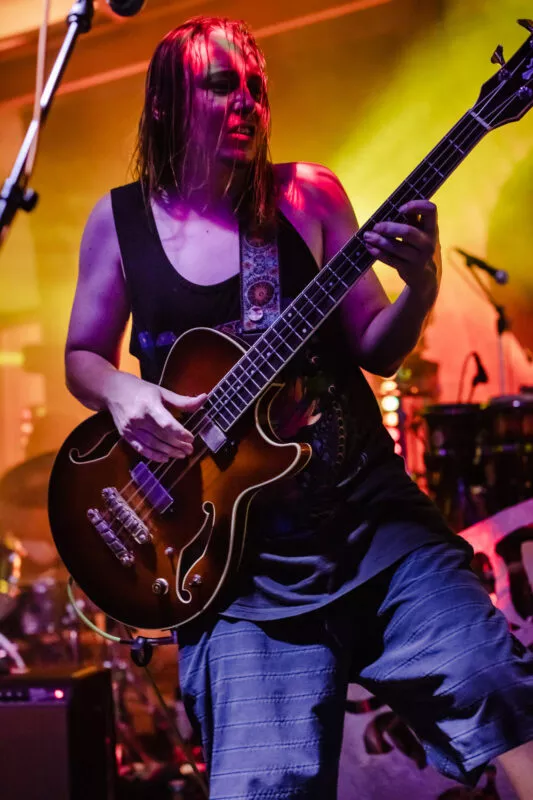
[54, 689, 64, 700]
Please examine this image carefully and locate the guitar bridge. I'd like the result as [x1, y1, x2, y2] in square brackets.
[87, 508, 135, 567]
[102, 487, 152, 544]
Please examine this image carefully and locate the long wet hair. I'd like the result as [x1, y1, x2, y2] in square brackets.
[133, 16, 276, 229]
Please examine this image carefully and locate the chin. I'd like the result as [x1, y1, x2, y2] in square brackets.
[218, 148, 256, 168]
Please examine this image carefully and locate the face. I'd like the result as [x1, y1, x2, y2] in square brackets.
[185, 27, 269, 168]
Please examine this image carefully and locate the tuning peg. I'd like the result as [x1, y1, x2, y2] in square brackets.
[491, 45, 505, 66]
[518, 19, 533, 34]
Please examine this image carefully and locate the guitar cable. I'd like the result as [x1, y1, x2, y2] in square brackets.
[66, 577, 209, 798]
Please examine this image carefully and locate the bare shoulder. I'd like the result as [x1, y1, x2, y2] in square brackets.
[80, 192, 121, 262]
[274, 161, 353, 219]
[67, 191, 129, 362]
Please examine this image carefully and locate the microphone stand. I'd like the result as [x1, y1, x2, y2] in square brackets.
[465, 262, 509, 395]
[0, 0, 94, 248]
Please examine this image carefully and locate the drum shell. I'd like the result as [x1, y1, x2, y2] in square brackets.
[422, 403, 482, 461]
[481, 396, 533, 513]
[481, 395, 533, 453]
[422, 404, 485, 531]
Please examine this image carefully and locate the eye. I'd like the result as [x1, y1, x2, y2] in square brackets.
[248, 76, 266, 102]
[207, 74, 239, 95]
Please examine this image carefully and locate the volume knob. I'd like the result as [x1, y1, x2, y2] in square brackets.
[152, 578, 169, 595]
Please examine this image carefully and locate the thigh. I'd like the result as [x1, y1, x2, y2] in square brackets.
[350, 542, 533, 786]
[178, 613, 350, 800]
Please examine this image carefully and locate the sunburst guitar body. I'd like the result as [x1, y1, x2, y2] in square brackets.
[48, 328, 311, 630]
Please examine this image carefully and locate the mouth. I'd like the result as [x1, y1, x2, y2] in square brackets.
[228, 123, 256, 139]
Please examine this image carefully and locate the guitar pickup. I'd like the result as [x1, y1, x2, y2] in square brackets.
[102, 487, 152, 544]
[130, 463, 173, 513]
[87, 508, 135, 567]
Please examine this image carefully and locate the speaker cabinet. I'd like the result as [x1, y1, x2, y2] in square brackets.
[0, 666, 116, 800]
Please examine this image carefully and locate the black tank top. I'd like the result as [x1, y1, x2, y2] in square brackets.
[111, 179, 390, 485]
[109, 181, 457, 620]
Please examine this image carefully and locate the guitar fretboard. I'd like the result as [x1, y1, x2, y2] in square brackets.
[199, 112, 488, 433]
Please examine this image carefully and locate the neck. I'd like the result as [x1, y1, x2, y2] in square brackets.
[175, 156, 251, 215]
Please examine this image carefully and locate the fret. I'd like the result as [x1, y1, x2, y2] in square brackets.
[284, 327, 305, 348]
[234, 356, 268, 391]
[297, 297, 326, 327]
[317, 269, 346, 299]
[262, 330, 293, 361]
[215, 405, 233, 427]
[283, 311, 305, 340]
[290, 303, 313, 331]
[218, 375, 254, 405]
[251, 361, 273, 383]
[256, 341, 285, 369]
[341, 251, 360, 271]
[428, 160, 444, 179]
[217, 393, 240, 416]
[313, 282, 337, 306]
[332, 271, 350, 290]
[211, 382, 241, 413]
[245, 371, 264, 390]
[447, 137, 466, 156]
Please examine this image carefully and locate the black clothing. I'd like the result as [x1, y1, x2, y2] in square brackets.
[110, 181, 468, 620]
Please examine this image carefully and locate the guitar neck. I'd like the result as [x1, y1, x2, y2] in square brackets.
[200, 109, 488, 434]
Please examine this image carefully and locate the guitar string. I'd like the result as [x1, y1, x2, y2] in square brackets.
[130, 96, 516, 494]
[119, 89, 520, 532]
[101, 82, 524, 545]
[176, 49, 532, 445]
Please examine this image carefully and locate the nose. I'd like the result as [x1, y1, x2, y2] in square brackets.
[232, 81, 256, 115]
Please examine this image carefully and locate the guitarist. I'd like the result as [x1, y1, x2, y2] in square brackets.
[64, 16, 533, 799]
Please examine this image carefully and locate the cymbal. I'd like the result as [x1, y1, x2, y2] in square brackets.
[0, 451, 56, 508]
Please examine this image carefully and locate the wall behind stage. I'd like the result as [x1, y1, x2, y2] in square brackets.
[335, 0, 533, 401]
[0, 0, 532, 472]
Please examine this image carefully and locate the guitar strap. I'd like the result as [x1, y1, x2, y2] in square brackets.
[238, 223, 281, 336]
[215, 222, 281, 341]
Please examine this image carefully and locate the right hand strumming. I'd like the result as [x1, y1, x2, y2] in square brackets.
[105, 372, 206, 463]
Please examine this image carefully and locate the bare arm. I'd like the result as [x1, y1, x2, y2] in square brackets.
[66, 193, 204, 462]
[65, 193, 132, 410]
[317, 168, 439, 376]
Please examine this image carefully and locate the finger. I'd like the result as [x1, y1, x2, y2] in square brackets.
[363, 245, 425, 280]
[132, 421, 194, 455]
[398, 200, 437, 235]
[363, 231, 419, 261]
[127, 430, 192, 461]
[148, 406, 195, 447]
[398, 199, 436, 216]
[123, 403, 195, 446]
[128, 437, 168, 463]
[160, 388, 207, 412]
[371, 222, 428, 247]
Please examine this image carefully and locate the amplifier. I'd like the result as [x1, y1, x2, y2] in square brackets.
[0, 665, 116, 800]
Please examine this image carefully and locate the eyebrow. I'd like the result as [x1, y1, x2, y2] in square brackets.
[205, 67, 264, 80]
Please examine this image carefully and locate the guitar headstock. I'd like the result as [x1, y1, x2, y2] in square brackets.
[473, 19, 533, 129]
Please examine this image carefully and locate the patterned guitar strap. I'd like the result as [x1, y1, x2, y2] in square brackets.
[215, 221, 347, 512]
[216, 221, 281, 342]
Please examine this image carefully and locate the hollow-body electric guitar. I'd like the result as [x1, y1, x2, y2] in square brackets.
[48, 22, 533, 630]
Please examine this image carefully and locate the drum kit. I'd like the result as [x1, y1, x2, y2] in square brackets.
[422, 392, 533, 532]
